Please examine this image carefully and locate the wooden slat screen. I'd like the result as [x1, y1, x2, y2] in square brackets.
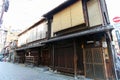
[54, 44, 74, 73]
[87, 0, 103, 27]
[84, 48, 105, 79]
[52, 1, 85, 34]
[71, 0, 85, 27]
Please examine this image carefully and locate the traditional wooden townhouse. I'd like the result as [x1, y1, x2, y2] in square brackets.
[41, 0, 115, 80]
[15, 18, 50, 66]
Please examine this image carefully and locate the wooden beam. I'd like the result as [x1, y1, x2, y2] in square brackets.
[82, 0, 89, 26]
[47, 19, 52, 39]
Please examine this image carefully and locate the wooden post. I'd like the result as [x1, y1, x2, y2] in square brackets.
[47, 18, 52, 39]
[40, 47, 42, 65]
[73, 40, 77, 79]
[82, 43, 86, 78]
[102, 35, 109, 79]
[52, 44, 55, 71]
[106, 31, 118, 80]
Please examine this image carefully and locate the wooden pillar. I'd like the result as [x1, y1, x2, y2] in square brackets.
[73, 40, 77, 79]
[52, 44, 55, 71]
[106, 31, 118, 80]
[47, 18, 52, 39]
[40, 47, 43, 65]
[102, 36, 109, 79]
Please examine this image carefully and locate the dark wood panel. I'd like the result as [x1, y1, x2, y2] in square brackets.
[54, 44, 74, 73]
[41, 49, 50, 66]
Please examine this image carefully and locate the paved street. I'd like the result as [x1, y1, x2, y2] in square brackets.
[0, 62, 75, 80]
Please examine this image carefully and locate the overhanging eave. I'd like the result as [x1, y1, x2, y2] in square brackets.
[41, 26, 113, 44]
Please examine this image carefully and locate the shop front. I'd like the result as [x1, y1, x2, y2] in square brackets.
[42, 29, 114, 79]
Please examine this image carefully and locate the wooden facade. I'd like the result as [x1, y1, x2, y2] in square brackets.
[43, 0, 115, 80]
[46, 33, 113, 79]
[15, 0, 116, 80]
[16, 18, 50, 67]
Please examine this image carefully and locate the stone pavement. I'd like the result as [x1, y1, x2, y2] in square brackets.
[0, 62, 76, 80]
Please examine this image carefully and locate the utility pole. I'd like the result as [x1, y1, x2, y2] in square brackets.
[0, 0, 4, 26]
[0, 0, 9, 27]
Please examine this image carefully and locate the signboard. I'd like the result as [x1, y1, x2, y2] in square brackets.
[113, 17, 120, 28]
[113, 17, 120, 23]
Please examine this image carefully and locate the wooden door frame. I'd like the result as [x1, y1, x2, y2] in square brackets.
[41, 47, 50, 66]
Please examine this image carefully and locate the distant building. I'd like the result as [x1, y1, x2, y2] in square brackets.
[0, 29, 7, 53]
[6, 27, 19, 60]
[0, 0, 9, 53]
[0, 26, 19, 62]
[16, 18, 48, 64]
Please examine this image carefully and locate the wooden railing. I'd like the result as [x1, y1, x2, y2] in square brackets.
[25, 56, 39, 66]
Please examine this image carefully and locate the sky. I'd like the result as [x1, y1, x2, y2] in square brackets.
[105, 0, 120, 24]
[2, 0, 66, 31]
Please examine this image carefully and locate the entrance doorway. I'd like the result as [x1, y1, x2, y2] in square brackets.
[84, 48, 105, 79]
[41, 48, 50, 66]
[82, 33, 107, 79]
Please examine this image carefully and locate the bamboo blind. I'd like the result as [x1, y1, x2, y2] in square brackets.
[87, 0, 103, 27]
[52, 0, 85, 33]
